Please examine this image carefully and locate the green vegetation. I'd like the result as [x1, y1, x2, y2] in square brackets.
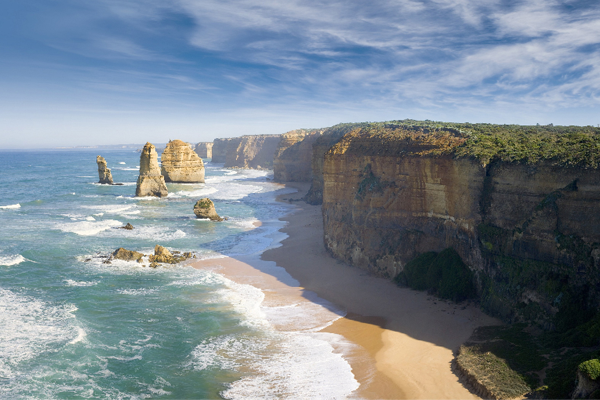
[579, 359, 600, 380]
[395, 248, 476, 302]
[342, 119, 600, 168]
[456, 344, 531, 399]
[355, 164, 393, 201]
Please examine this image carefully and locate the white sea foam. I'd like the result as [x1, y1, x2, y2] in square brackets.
[64, 279, 98, 287]
[0, 288, 80, 379]
[119, 162, 126, 164]
[56, 219, 123, 236]
[0, 203, 20, 209]
[169, 186, 218, 199]
[82, 204, 140, 216]
[104, 225, 186, 242]
[117, 288, 158, 296]
[0, 254, 27, 266]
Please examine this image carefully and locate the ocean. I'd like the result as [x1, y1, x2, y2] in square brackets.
[0, 150, 358, 399]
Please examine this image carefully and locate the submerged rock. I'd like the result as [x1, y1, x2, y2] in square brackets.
[136, 142, 168, 197]
[161, 140, 205, 183]
[148, 245, 194, 265]
[112, 247, 144, 262]
[96, 155, 114, 184]
[193, 198, 224, 221]
[119, 223, 134, 230]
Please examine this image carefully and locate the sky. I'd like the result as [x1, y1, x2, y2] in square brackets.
[1, 0, 599, 148]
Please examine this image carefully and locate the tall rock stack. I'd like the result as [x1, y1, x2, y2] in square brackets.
[161, 140, 205, 183]
[194, 142, 213, 158]
[136, 142, 168, 197]
[96, 155, 114, 184]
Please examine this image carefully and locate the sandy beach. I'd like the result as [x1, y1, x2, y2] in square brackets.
[191, 182, 499, 399]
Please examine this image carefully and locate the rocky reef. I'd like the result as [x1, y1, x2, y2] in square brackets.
[321, 121, 600, 327]
[273, 129, 322, 182]
[195, 142, 213, 158]
[160, 139, 205, 183]
[224, 134, 281, 169]
[96, 155, 114, 184]
[193, 198, 223, 221]
[136, 142, 168, 197]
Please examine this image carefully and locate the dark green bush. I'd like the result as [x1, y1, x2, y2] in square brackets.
[397, 248, 476, 302]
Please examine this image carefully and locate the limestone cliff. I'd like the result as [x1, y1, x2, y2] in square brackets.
[273, 129, 322, 182]
[322, 122, 600, 326]
[195, 142, 213, 158]
[224, 135, 281, 169]
[96, 155, 114, 184]
[136, 142, 168, 197]
[212, 138, 238, 163]
[160, 140, 205, 183]
[304, 123, 370, 204]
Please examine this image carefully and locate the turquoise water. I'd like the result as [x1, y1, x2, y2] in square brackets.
[0, 150, 358, 399]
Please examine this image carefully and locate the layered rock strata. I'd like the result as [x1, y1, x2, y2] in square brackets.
[136, 142, 168, 197]
[160, 139, 205, 183]
[194, 142, 213, 158]
[212, 138, 238, 163]
[322, 123, 600, 325]
[273, 129, 322, 182]
[96, 155, 114, 184]
[304, 123, 370, 204]
[193, 198, 223, 221]
[224, 134, 281, 169]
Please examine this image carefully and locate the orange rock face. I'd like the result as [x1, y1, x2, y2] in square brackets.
[273, 129, 322, 182]
[322, 126, 600, 324]
[160, 140, 205, 183]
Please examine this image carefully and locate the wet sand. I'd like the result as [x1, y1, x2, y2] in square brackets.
[191, 182, 499, 399]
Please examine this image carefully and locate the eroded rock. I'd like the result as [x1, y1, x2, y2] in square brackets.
[112, 247, 144, 262]
[136, 142, 168, 197]
[193, 198, 223, 221]
[119, 223, 134, 230]
[161, 140, 205, 183]
[96, 155, 114, 185]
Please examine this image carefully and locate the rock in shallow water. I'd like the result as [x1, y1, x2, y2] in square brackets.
[161, 139, 205, 183]
[136, 142, 168, 197]
[96, 155, 114, 185]
[193, 198, 224, 221]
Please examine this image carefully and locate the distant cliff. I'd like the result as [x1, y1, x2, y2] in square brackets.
[273, 129, 322, 182]
[322, 121, 600, 327]
[195, 142, 213, 158]
[224, 135, 282, 169]
[212, 138, 238, 163]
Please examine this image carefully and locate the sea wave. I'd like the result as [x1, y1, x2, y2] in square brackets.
[0, 203, 20, 210]
[0, 254, 27, 266]
[56, 219, 123, 236]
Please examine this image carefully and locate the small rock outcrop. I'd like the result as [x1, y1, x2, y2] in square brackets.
[96, 155, 114, 184]
[195, 142, 213, 158]
[193, 198, 223, 221]
[148, 245, 193, 267]
[112, 247, 144, 262]
[136, 142, 168, 197]
[119, 223, 134, 230]
[161, 140, 205, 183]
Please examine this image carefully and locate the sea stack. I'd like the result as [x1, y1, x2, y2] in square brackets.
[193, 198, 223, 221]
[160, 140, 205, 183]
[96, 155, 114, 184]
[136, 142, 168, 197]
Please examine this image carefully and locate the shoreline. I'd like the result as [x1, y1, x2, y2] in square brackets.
[192, 181, 500, 399]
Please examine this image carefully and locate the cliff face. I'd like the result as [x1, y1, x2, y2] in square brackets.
[212, 138, 238, 163]
[194, 142, 213, 158]
[160, 140, 205, 183]
[322, 125, 600, 326]
[136, 142, 168, 197]
[224, 135, 281, 169]
[96, 155, 114, 184]
[304, 123, 370, 204]
[273, 129, 322, 182]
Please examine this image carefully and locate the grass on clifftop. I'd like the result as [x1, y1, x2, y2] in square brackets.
[335, 119, 600, 168]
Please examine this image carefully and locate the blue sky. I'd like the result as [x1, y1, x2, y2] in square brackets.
[1, 0, 599, 148]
